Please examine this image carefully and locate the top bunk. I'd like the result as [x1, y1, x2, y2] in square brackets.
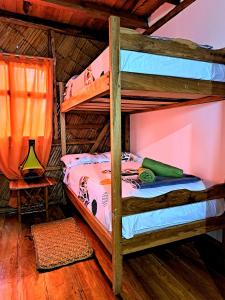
[61, 17, 225, 114]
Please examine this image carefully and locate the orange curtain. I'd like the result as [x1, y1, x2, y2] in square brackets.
[0, 57, 53, 179]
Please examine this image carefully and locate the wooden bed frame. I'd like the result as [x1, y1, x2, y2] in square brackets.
[60, 16, 225, 295]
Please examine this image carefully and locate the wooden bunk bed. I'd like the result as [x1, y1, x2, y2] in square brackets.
[60, 16, 225, 295]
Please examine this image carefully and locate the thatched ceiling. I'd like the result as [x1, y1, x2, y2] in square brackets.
[0, 0, 196, 82]
[0, 21, 106, 82]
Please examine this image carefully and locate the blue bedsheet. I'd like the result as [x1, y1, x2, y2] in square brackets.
[121, 50, 225, 82]
[123, 174, 201, 189]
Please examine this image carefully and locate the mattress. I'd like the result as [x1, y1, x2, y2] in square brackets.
[64, 47, 225, 100]
[63, 161, 225, 239]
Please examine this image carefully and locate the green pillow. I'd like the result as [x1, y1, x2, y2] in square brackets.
[142, 158, 183, 178]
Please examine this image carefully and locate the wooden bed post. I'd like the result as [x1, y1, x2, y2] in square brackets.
[109, 16, 122, 295]
[59, 82, 66, 156]
[124, 114, 130, 152]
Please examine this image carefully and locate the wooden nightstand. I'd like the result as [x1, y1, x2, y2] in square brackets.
[9, 176, 57, 222]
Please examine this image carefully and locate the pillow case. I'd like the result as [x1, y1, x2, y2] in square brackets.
[61, 153, 93, 167]
[64, 75, 77, 100]
[61, 151, 142, 168]
[61, 152, 110, 168]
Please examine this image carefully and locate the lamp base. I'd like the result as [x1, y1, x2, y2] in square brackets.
[23, 171, 45, 183]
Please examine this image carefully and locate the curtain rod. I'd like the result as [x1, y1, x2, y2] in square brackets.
[0, 52, 54, 62]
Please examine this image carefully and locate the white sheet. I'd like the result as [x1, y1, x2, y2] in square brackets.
[64, 161, 225, 239]
[64, 47, 225, 100]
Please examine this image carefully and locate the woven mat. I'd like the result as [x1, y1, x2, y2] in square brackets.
[31, 218, 93, 270]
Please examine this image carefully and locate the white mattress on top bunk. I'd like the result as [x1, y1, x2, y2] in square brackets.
[64, 46, 225, 100]
[63, 161, 225, 239]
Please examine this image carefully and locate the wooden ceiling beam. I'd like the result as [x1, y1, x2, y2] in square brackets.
[41, 0, 148, 29]
[166, 0, 181, 5]
[135, 96, 225, 114]
[0, 9, 107, 41]
[133, 0, 166, 17]
[144, 0, 196, 35]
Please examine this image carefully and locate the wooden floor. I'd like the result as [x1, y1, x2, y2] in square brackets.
[1, 207, 225, 300]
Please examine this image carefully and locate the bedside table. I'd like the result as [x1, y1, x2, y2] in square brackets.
[9, 176, 57, 222]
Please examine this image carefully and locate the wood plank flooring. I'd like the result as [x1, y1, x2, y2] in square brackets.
[1, 207, 225, 299]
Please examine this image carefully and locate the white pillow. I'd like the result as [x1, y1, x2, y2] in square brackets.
[61, 153, 93, 167]
[91, 153, 110, 163]
[61, 152, 110, 168]
[61, 152, 142, 168]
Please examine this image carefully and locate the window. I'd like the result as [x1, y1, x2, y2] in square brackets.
[0, 55, 53, 179]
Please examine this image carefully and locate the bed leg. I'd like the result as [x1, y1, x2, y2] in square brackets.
[112, 248, 123, 295]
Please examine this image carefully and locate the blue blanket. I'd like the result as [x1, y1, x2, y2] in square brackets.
[122, 174, 201, 189]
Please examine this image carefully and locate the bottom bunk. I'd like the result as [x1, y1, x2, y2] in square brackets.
[65, 185, 225, 254]
[62, 153, 225, 254]
[62, 152, 225, 294]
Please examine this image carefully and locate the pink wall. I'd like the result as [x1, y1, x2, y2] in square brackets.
[131, 0, 225, 184]
[152, 0, 225, 48]
[131, 103, 224, 183]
